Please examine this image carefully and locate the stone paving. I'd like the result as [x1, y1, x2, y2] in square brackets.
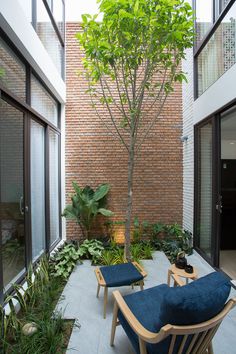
[55, 251, 236, 354]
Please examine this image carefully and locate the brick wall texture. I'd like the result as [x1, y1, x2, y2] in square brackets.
[65, 23, 183, 242]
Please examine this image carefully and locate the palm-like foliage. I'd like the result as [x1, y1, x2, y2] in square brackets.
[62, 182, 113, 238]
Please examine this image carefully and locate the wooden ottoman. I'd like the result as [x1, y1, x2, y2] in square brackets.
[95, 262, 147, 318]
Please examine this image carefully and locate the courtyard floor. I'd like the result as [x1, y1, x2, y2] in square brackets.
[56, 251, 236, 354]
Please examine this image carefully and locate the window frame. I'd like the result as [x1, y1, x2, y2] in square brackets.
[32, 0, 65, 79]
[194, 0, 236, 99]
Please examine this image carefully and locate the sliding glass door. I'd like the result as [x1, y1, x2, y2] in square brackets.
[31, 119, 46, 261]
[195, 120, 214, 261]
[0, 33, 62, 301]
[0, 99, 26, 289]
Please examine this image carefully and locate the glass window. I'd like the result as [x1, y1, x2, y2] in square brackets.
[46, 0, 53, 9]
[197, 1, 236, 96]
[31, 75, 58, 126]
[195, 0, 213, 46]
[0, 38, 26, 100]
[31, 120, 46, 260]
[18, 0, 32, 23]
[53, 0, 65, 39]
[196, 121, 213, 258]
[49, 130, 60, 246]
[220, 0, 231, 12]
[36, 0, 63, 76]
[0, 99, 25, 288]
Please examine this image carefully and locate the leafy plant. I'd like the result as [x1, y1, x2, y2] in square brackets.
[132, 217, 142, 243]
[78, 239, 105, 264]
[112, 247, 125, 264]
[99, 249, 116, 265]
[63, 182, 113, 239]
[51, 243, 81, 279]
[77, 0, 194, 260]
[10, 313, 66, 354]
[151, 222, 165, 240]
[141, 242, 154, 259]
[130, 243, 143, 262]
[1, 256, 72, 354]
[160, 227, 192, 263]
[0, 298, 20, 350]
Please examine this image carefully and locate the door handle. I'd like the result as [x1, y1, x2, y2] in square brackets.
[216, 196, 223, 214]
[20, 196, 24, 215]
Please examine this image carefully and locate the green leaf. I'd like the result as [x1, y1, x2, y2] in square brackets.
[98, 208, 113, 216]
[93, 183, 110, 201]
[134, 0, 139, 14]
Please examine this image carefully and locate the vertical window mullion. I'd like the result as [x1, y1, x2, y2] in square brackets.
[32, 0, 37, 30]
[0, 89, 2, 304]
[24, 113, 32, 268]
[45, 126, 50, 253]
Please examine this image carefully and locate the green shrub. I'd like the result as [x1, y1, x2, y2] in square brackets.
[78, 239, 105, 264]
[51, 243, 81, 279]
[160, 227, 192, 263]
[1, 257, 71, 354]
[141, 242, 154, 259]
[131, 243, 143, 262]
[99, 250, 116, 265]
[62, 182, 113, 239]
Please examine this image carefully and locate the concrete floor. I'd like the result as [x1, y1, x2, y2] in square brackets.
[220, 250, 236, 279]
[55, 251, 236, 354]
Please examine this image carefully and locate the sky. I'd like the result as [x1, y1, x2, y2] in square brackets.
[65, 0, 235, 23]
[66, 0, 100, 22]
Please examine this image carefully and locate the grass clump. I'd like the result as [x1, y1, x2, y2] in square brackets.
[0, 256, 73, 354]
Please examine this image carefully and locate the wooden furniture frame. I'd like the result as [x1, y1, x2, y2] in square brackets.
[95, 261, 147, 319]
[167, 264, 198, 286]
[111, 274, 236, 354]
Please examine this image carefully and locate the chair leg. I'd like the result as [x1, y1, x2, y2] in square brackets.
[207, 342, 214, 354]
[140, 280, 144, 290]
[104, 287, 108, 319]
[96, 284, 101, 298]
[139, 337, 147, 354]
[110, 301, 119, 346]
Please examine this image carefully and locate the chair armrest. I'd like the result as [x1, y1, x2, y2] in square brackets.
[113, 290, 166, 344]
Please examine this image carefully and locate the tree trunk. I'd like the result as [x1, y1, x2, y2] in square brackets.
[124, 141, 135, 261]
[79, 222, 87, 240]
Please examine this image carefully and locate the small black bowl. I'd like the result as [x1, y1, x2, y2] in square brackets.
[185, 264, 193, 274]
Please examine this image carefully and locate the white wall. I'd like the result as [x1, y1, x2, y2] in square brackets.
[0, 0, 66, 103]
[182, 48, 194, 234]
[193, 62, 236, 124]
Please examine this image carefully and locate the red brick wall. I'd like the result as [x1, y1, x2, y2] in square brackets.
[65, 23, 183, 242]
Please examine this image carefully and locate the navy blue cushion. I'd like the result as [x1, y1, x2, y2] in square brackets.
[100, 262, 143, 287]
[118, 284, 169, 354]
[159, 271, 231, 326]
[119, 272, 231, 354]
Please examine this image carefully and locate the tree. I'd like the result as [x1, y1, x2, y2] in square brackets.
[77, 0, 194, 260]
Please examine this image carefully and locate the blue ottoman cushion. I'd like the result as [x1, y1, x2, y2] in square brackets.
[100, 262, 143, 287]
[118, 272, 231, 354]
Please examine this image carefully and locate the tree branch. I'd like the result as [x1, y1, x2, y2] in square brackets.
[97, 68, 129, 150]
[87, 78, 122, 142]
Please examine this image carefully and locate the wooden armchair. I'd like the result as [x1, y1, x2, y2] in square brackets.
[110, 272, 236, 354]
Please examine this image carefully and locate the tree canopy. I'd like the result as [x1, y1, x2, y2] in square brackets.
[77, 0, 194, 259]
